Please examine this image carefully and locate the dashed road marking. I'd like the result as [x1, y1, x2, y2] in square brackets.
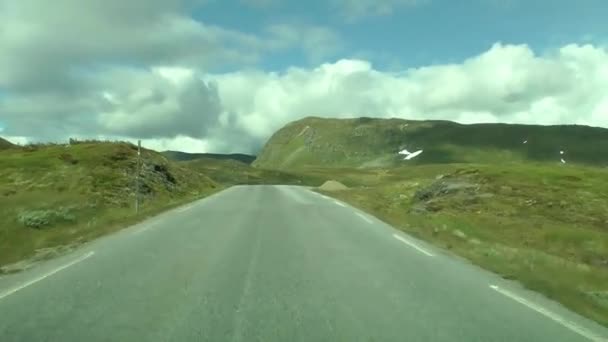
[356, 212, 373, 224]
[334, 201, 346, 207]
[392, 234, 434, 257]
[490, 285, 606, 342]
[0, 251, 95, 301]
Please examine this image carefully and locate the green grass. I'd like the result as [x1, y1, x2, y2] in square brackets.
[0, 141, 220, 270]
[313, 162, 608, 327]
[253, 116, 608, 169]
[182, 158, 328, 187]
[0, 141, 329, 271]
[162, 151, 256, 164]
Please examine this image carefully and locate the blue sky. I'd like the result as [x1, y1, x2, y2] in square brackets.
[195, 0, 608, 71]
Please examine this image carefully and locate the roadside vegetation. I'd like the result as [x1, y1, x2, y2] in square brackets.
[0, 140, 220, 272]
[311, 163, 608, 327]
[0, 139, 325, 273]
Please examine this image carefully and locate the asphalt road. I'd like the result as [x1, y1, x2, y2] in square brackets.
[0, 185, 607, 342]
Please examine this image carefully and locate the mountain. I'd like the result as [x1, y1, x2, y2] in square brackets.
[253, 116, 608, 169]
[162, 151, 256, 164]
[0, 137, 15, 150]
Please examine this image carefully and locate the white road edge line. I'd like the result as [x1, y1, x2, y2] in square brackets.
[132, 223, 156, 235]
[490, 285, 606, 342]
[356, 212, 373, 224]
[392, 234, 434, 257]
[176, 205, 192, 213]
[312, 191, 330, 200]
[0, 251, 95, 301]
[334, 201, 346, 207]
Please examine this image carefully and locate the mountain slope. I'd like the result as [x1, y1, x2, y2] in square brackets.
[0, 141, 218, 270]
[0, 137, 15, 150]
[253, 117, 608, 169]
[162, 151, 256, 164]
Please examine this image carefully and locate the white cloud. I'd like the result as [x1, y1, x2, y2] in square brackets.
[136, 136, 213, 153]
[0, 0, 606, 157]
[331, 0, 427, 21]
[4, 42, 608, 154]
[94, 66, 223, 139]
[209, 43, 608, 149]
[0, 0, 339, 153]
[0, 0, 265, 93]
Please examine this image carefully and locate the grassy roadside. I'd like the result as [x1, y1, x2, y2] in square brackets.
[0, 140, 326, 273]
[313, 163, 608, 327]
[182, 158, 328, 186]
[0, 141, 222, 272]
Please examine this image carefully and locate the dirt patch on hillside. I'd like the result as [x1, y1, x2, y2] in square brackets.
[318, 180, 349, 191]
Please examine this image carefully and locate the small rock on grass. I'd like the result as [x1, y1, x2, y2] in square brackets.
[452, 229, 467, 239]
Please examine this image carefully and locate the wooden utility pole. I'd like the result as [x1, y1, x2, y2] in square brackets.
[135, 140, 141, 214]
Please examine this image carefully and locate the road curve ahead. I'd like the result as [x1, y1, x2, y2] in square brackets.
[1, 185, 607, 342]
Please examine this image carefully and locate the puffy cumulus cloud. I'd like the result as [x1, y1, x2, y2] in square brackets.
[2, 42, 607, 154]
[95, 66, 222, 139]
[0, 0, 265, 93]
[331, 0, 427, 21]
[0, 0, 343, 152]
[0, 65, 225, 144]
[210, 43, 608, 147]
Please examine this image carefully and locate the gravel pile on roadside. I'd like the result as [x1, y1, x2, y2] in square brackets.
[318, 180, 349, 191]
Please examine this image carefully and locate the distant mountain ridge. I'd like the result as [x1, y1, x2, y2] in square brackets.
[253, 116, 608, 169]
[162, 151, 256, 164]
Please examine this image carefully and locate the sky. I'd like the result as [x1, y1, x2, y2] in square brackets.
[0, 0, 607, 153]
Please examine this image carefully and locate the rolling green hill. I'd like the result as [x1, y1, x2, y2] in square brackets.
[0, 141, 219, 271]
[162, 150, 256, 164]
[253, 116, 608, 169]
[0, 137, 15, 150]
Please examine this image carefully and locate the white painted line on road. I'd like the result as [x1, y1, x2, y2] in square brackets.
[356, 212, 373, 224]
[0, 251, 95, 301]
[131, 222, 157, 235]
[309, 190, 331, 200]
[176, 205, 193, 213]
[392, 234, 434, 257]
[277, 186, 310, 204]
[334, 201, 346, 207]
[490, 285, 606, 342]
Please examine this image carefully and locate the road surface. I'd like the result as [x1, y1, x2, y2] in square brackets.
[1, 185, 607, 342]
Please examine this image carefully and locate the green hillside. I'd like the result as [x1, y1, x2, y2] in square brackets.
[0, 137, 15, 150]
[253, 117, 608, 169]
[182, 158, 326, 187]
[0, 141, 219, 271]
[162, 150, 256, 164]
